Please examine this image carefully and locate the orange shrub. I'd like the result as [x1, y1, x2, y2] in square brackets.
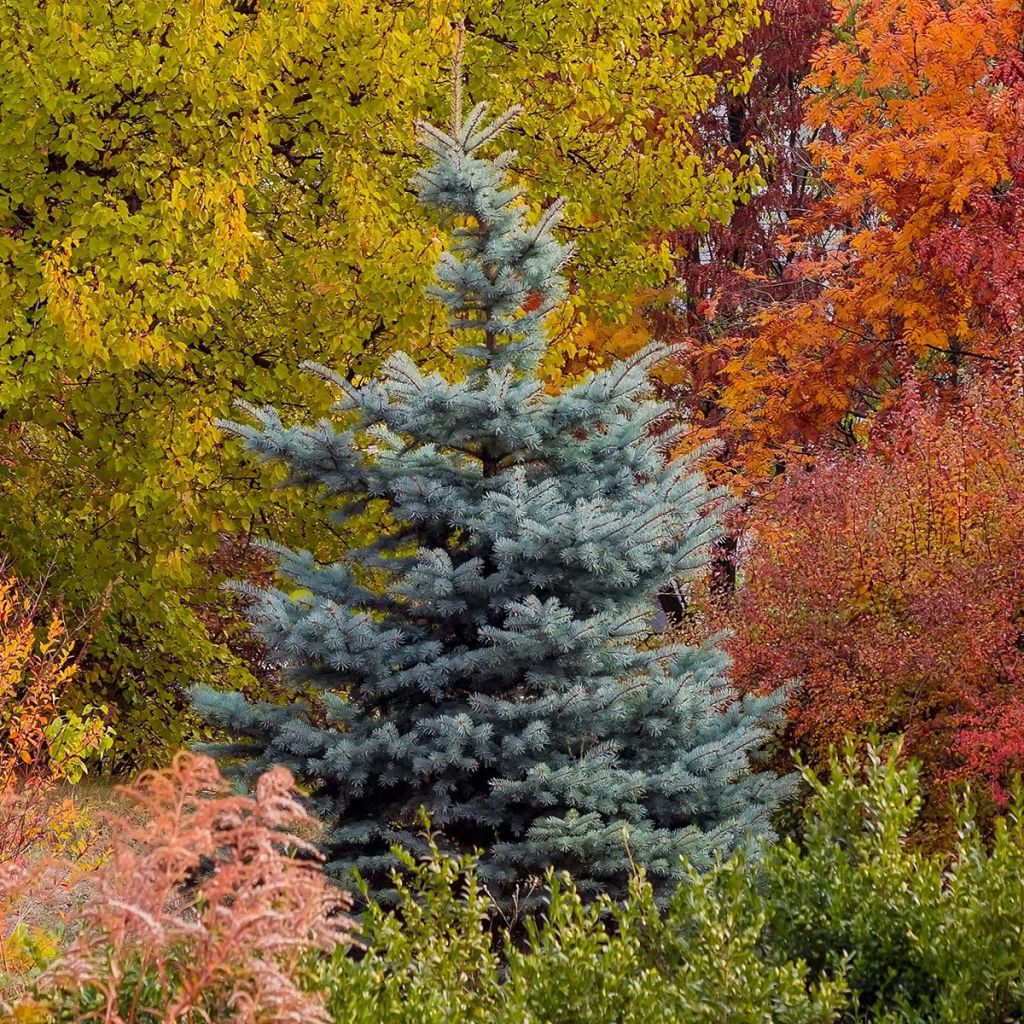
[0, 570, 77, 779]
[0, 568, 112, 989]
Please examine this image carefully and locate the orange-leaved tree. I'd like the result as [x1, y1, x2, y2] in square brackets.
[710, 0, 1024, 478]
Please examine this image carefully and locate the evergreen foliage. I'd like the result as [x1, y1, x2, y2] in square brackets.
[193, 105, 791, 903]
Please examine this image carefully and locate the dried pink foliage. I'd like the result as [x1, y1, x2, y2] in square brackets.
[40, 752, 356, 1023]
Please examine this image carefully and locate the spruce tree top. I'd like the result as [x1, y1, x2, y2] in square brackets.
[194, 104, 791, 905]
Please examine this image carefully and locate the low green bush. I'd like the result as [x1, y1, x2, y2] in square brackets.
[315, 744, 1024, 1024]
[315, 844, 842, 1024]
[761, 745, 1024, 1023]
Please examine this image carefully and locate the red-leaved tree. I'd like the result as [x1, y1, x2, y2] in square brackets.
[654, 0, 831, 484]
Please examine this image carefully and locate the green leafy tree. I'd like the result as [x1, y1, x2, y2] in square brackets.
[194, 104, 790, 902]
[0, 0, 763, 760]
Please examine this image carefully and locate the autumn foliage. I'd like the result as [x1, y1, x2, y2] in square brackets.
[667, 0, 831, 448]
[0, 0, 776, 761]
[4, 0, 1024, 1009]
[720, 378, 1024, 807]
[0, 570, 78, 778]
[0, 569, 110, 883]
[547, 0, 834, 404]
[0, 585, 99, 1003]
[14, 753, 357, 1023]
[702, 0, 1024, 477]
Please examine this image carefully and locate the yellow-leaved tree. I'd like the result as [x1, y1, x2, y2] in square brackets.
[0, 0, 762, 762]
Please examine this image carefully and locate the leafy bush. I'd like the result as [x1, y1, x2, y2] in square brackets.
[312, 838, 843, 1024]
[719, 379, 1024, 816]
[316, 745, 1024, 1024]
[1, 567, 112, 996]
[762, 744, 1024, 1023]
[0, 566, 112, 787]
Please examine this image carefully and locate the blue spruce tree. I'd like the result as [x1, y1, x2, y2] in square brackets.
[194, 104, 792, 904]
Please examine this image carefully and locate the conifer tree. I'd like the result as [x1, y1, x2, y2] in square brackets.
[193, 104, 791, 903]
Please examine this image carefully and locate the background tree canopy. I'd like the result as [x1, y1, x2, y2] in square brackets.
[0, 0, 762, 761]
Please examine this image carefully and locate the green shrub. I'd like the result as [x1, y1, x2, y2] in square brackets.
[762, 744, 1024, 1024]
[498, 866, 842, 1024]
[313, 745, 1024, 1024]
[312, 829, 843, 1024]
